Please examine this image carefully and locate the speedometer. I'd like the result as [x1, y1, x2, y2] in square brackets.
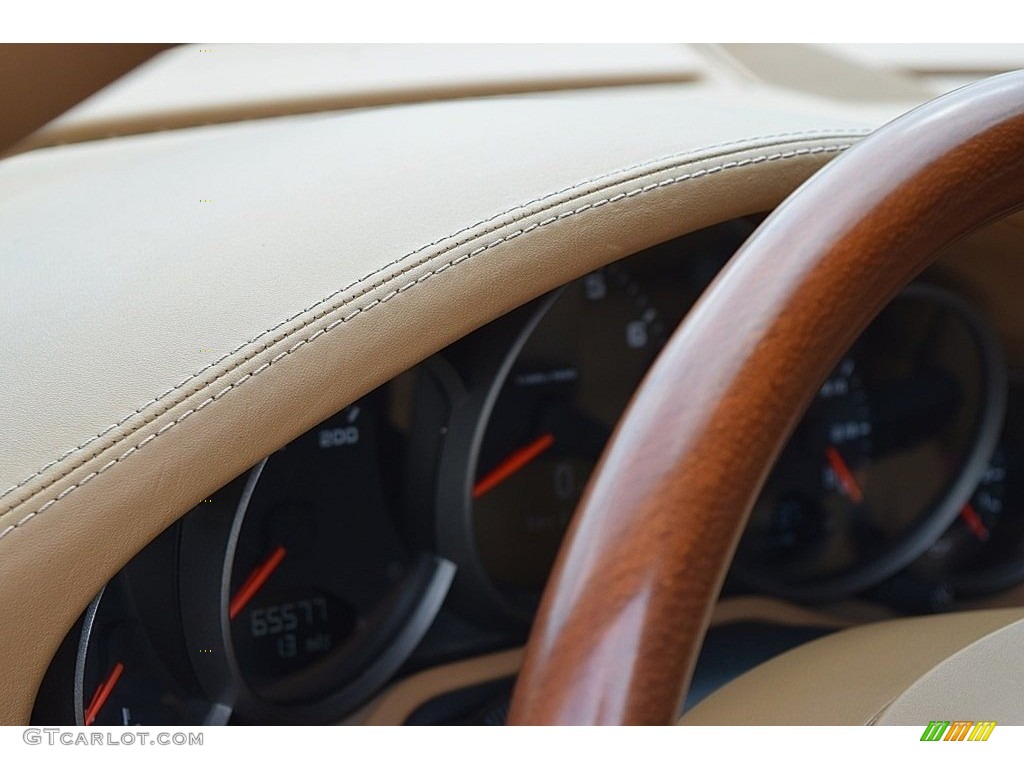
[179, 379, 455, 723]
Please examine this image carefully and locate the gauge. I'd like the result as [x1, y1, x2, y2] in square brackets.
[470, 263, 667, 607]
[733, 283, 1006, 600]
[30, 507, 225, 726]
[180, 379, 454, 723]
[919, 452, 1006, 573]
[76, 586, 225, 726]
[736, 356, 871, 573]
[900, 379, 1024, 598]
[437, 220, 758, 622]
[71, 525, 224, 726]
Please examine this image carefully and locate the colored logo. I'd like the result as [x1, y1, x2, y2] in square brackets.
[920, 721, 996, 741]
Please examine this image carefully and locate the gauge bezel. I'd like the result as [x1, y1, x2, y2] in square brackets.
[733, 282, 1007, 601]
[910, 376, 1024, 598]
[72, 587, 105, 726]
[73, 573, 229, 726]
[436, 292, 561, 626]
[179, 383, 455, 724]
[435, 220, 760, 625]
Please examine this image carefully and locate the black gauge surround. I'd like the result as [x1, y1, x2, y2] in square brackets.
[440, 266, 1006, 616]
[75, 584, 228, 726]
[901, 378, 1024, 600]
[471, 265, 667, 603]
[435, 221, 756, 623]
[916, 451, 1008, 577]
[178, 377, 454, 724]
[54, 524, 224, 727]
[733, 283, 1006, 600]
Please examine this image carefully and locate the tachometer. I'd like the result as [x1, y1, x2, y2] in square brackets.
[470, 264, 666, 607]
[437, 221, 757, 622]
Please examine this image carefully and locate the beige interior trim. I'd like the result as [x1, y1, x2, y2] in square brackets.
[680, 609, 1024, 725]
[344, 596, 865, 725]
[876, 617, 1024, 724]
[0, 75, 925, 724]
[353, 578, 1011, 726]
[13, 44, 705, 154]
[716, 44, 935, 102]
[354, 649, 523, 725]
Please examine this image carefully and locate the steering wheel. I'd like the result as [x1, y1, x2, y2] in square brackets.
[506, 71, 1024, 725]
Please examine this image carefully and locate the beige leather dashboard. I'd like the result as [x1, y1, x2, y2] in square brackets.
[0, 51, 933, 723]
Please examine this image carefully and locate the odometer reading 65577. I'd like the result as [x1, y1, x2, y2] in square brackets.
[237, 590, 352, 678]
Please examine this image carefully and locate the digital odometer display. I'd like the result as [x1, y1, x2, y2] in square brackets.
[233, 589, 353, 680]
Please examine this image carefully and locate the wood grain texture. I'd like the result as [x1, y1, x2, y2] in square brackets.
[508, 71, 1024, 725]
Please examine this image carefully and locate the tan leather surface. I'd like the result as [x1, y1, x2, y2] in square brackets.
[877, 616, 1024, 724]
[681, 609, 1024, 725]
[353, 595, 1012, 726]
[350, 595, 855, 725]
[353, 649, 523, 725]
[716, 44, 935, 101]
[15, 44, 704, 153]
[0, 78, 909, 723]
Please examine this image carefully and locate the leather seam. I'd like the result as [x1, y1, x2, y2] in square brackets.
[0, 138, 858, 536]
[0, 128, 870, 508]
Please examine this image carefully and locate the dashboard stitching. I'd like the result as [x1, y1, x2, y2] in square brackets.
[0, 139, 856, 537]
[0, 128, 870, 508]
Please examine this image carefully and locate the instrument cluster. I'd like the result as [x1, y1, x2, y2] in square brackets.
[32, 217, 1024, 725]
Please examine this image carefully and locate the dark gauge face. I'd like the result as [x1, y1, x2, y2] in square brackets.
[77, 580, 220, 726]
[902, 382, 1024, 598]
[738, 357, 872, 574]
[919, 452, 1006, 573]
[222, 388, 454, 715]
[440, 220, 760, 621]
[228, 401, 406, 694]
[471, 264, 669, 604]
[734, 284, 1005, 599]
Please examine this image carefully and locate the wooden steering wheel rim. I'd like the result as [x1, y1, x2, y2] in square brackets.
[507, 71, 1024, 725]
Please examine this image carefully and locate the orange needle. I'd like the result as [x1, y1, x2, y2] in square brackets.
[960, 503, 990, 542]
[229, 545, 287, 620]
[84, 661, 124, 726]
[825, 445, 864, 504]
[473, 433, 555, 499]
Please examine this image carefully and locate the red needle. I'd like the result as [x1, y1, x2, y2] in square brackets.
[960, 503, 990, 542]
[229, 545, 287, 620]
[84, 661, 124, 726]
[825, 445, 864, 504]
[473, 433, 555, 499]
